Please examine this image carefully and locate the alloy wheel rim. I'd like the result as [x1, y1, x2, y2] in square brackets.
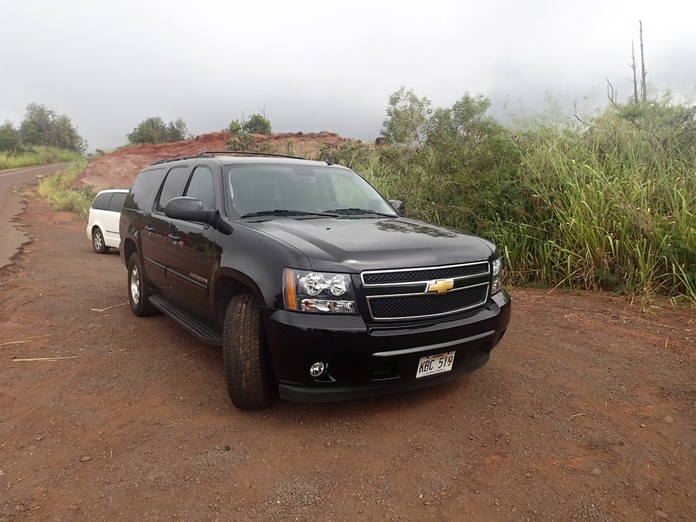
[130, 266, 140, 304]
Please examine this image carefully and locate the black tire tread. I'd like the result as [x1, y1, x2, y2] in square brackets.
[223, 293, 276, 409]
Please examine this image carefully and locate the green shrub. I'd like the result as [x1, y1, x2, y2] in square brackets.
[36, 160, 94, 218]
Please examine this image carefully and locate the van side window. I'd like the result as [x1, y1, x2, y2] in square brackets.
[185, 166, 215, 211]
[157, 166, 189, 213]
[109, 192, 127, 212]
[92, 192, 112, 210]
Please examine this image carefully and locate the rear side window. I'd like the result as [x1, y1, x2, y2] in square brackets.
[108, 192, 127, 212]
[124, 167, 166, 212]
[91, 192, 112, 210]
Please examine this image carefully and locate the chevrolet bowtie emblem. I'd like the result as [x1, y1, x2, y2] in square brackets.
[426, 279, 454, 294]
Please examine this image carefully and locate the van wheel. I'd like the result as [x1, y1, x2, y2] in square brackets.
[92, 228, 109, 254]
[223, 293, 277, 409]
[127, 253, 157, 316]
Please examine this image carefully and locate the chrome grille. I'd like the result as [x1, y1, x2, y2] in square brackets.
[367, 284, 489, 321]
[361, 262, 491, 321]
[362, 262, 489, 286]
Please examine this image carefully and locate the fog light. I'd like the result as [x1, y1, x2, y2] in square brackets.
[309, 362, 328, 378]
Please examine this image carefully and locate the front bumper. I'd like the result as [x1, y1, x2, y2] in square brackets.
[262, 289, 511, 402]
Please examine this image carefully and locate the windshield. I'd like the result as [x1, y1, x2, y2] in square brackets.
[225, 164, 398, 218]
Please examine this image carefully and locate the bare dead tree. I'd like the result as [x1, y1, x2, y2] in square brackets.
[639, 20, 647, 104]
[629, 41, 639, 104]
[606, 79, 618, 106]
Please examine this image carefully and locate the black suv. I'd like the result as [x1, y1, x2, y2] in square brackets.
[119, 152, 511, 409]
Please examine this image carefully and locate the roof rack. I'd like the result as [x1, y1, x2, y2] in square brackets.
[150, 150, 309, 165]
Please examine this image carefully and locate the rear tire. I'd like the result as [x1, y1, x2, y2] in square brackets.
[127, 253, 157, 316]
[92, 228, 109, 254]
[223, 293, 277, 409]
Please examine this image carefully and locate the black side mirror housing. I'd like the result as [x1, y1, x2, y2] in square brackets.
[389, 199, 405, 217]
[165, 197, 232, 235]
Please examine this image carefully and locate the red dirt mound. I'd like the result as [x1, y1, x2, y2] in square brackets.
[77, 131, 354, 190]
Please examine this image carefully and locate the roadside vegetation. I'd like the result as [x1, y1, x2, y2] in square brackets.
[35, 160, 92, 218]
[1, 103, 87, 162]
[0, 146, 83, 170]
[1, 103, 92, 216]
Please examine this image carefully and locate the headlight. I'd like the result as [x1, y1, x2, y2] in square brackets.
[491, 257, 503, 295]
[283, 268, 357, 314]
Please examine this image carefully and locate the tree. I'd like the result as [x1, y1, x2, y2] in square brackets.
[224, 120, 243, 135]
[243, 113, 272, 135]
[381, 87, 432, 147]
[169, 117, 190, 141]
[18, 103, 87, 153]
[127, 116, 190, 144]
[0, 120, 22, 154]
[225, 113, 272, 136]
[20, 103, 54, 146]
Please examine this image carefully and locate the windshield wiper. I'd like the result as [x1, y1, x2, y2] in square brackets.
[330, 208, 395, 217]
[241, 209, 339, 218]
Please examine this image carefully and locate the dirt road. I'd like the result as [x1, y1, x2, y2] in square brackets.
[0, 163, 72, 270]
[1, 195, 694, 521]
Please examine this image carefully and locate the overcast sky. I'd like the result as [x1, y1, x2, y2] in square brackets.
[2, 0, 695, 151]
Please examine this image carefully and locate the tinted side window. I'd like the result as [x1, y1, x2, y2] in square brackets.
[185, 166, 215, 211]
[124, 167, 166, 212]
[157, 166, 189, 213]
[92, 192, 112, 210]
[108, 192, 127, 212]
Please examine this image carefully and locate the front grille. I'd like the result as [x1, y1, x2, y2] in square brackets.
[360, 262, 491, 321]
[366, 283, 489, 321]
[362, 262, 489, 286]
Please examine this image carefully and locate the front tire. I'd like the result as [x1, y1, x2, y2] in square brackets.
[127, 253, 157, 316]
[92, 227, 109, 254]
[223, 293, 277, 409]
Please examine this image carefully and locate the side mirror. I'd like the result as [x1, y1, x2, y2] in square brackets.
[165, 197, 233, 235]
[389, 199, 405, 216]
[165, 197, 213, 223]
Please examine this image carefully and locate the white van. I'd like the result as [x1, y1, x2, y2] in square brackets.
[86, 189, 129, 254]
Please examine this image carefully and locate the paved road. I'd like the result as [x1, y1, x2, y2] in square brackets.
[0, 162, 72, 269]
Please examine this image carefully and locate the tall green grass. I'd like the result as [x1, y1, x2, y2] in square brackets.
[0, 146, 83, 170]
[497, 114, 696, 303]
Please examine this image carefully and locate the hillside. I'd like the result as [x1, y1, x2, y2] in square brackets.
[76, 131, 353, 190]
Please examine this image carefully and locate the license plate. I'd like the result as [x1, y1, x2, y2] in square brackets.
[416, 351, 455, 378]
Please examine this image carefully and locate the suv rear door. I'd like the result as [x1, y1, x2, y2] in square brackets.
[143, 164, 190, 291]
[166, 164, 218, 313]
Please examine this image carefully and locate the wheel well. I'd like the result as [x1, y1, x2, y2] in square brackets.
[122, 238, 137, 265]
[214, 277, 258, 328]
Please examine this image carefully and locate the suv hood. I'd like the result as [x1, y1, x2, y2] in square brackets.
[246, 217, 495, 271]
